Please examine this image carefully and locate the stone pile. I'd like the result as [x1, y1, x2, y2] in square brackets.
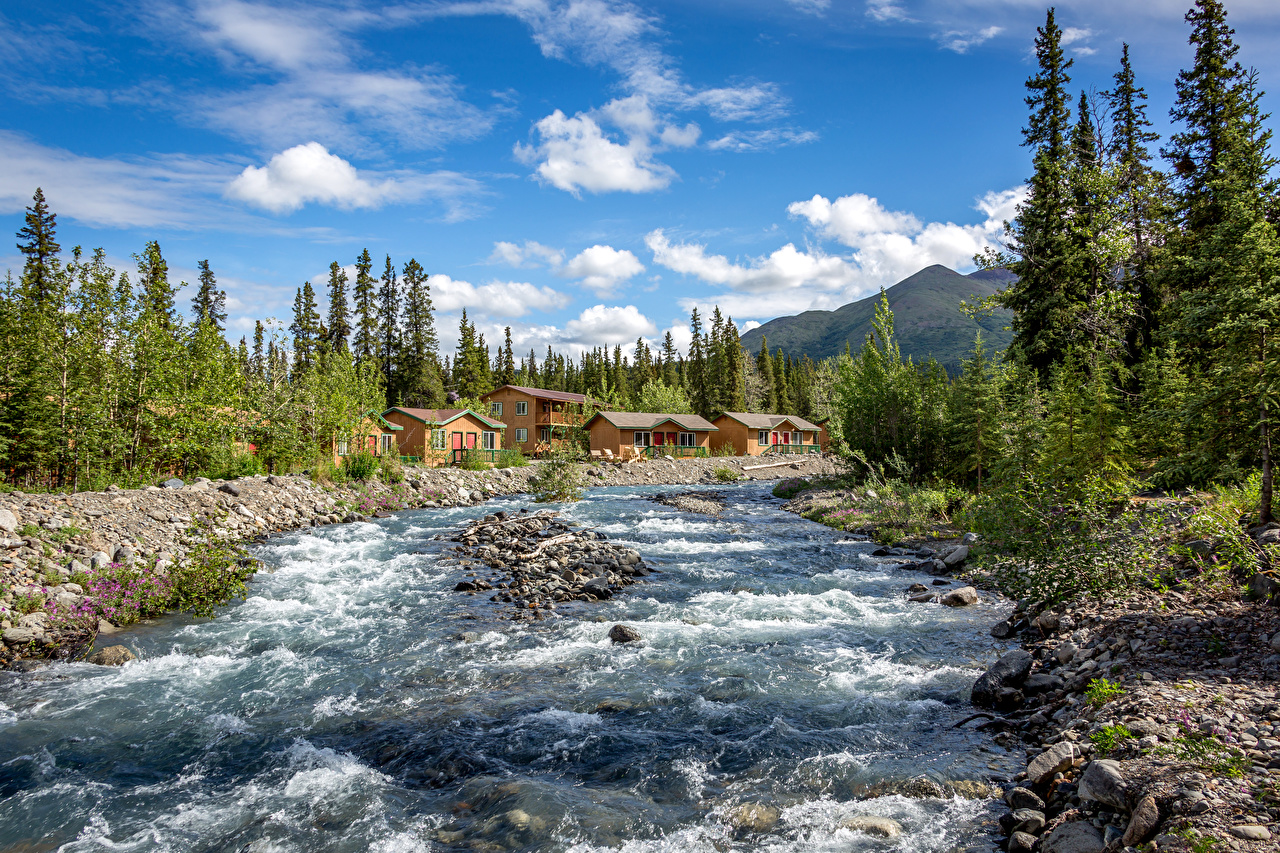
[446, 510, 653, 614]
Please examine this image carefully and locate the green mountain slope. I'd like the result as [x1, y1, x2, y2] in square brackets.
[738, 265, 1015, 374]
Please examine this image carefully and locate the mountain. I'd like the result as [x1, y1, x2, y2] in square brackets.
[738, 265, 1016, 375]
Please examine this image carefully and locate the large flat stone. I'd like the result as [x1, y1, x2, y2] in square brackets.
[1027, 742, 1076, 786]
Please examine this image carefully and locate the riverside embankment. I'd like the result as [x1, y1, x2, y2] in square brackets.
[0, 453, 838, 667]
[780, 481, 1280, 852]
[1, 479, 1016, 853]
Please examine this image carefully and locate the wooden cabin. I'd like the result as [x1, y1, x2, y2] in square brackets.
[813, 416, 832, 452]
[480, 385, 606, 455]
[379, 408, 507, 467]
[332, 410, 404, 466]
[585, 412, 718, 460]
[708, 412, 823, 456]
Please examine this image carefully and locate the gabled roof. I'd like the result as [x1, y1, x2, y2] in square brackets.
[482, 384, 591, 405]
[383, 407, 507, 429]
[367, 410, 404, 430]
[587, 411, 718, 431]
[715, 412, 822, 431]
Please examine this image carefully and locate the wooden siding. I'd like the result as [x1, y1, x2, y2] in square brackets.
[382, 410, 500, 467]
[589, 421, 712, 457]
[482, 386, 539, 453]
[710, 415, 821, 455]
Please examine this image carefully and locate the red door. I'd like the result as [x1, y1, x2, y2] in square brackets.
[770, 431, 778, 446]
[452, 432, 463, 450]
[666, 432, 676, 446]
[466, 433, 477, 449]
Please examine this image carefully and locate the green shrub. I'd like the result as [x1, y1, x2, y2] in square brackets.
[713, 466, 741, 482]
[1090, 723, 1134, 755]
[1160, 733, 1249, 779]
[773, 478, 812, 499]
[168, 537, 256, 619]
[378, 454, 405, 484]
[16, 523, 41, 539]
[494, 449, 529, 468]
[201, 445, 263, 480]
[11, 589, 45, 615]
[309, 456, 346, 485]
[711, 444, 738, 457]
[529, 451, 584, 503]
[340, 451, 379, 481]
[459, 451, 491, 471]
[1085, 678, 1125, 708]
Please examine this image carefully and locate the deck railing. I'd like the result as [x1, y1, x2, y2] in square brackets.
[452, 448, 500, 465]
[763, 443, 821, 455]
[643, 445, 708, 459]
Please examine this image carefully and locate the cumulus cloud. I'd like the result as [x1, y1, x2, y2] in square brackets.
[649, 186, 1027, 321]
[563, 304, 657, 345]
[430, 274, 571, 318]
[515, 96, 696, 195]
[561, 245, 645, 296]
[226, 142, 485, 217]
[488, 240, 565, 268]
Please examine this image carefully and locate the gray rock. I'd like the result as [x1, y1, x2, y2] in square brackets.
[469, 490, 483, 502]
[1005, 788, 1045, 811]
[1022, 673, 1065, 693]
[1026, 742, 1077, 786]
[0, 508, 17, 533]
[90, 551, 111, 570]
[841, 816, 902, 838]
[1009, 809, 1046, 835]
[1054, 641, 1079, 664]
[1008, 831, 1037, 853]
[112, 545, 135, 564]
[1229, 826, 1272, 841]
[267, 475, 286, 486]
[1077, 759, 1128, 811]
[1122, 795, 1160, 847]
[67, 559, 88, 575]
[1040, 820, 1104, 853]
[972, 649, 1034, 708]
[990, 620, 1013, 639]
[943, 545, 970, 567]
[2, 626, 38, 645]
[582, 578, 613, 599]
[161, 478, 184, 489]
[88, 645, 136, 666]
[608, 624, 642, 644]
[962, 532, 978, 545]
[97, 619, 121, 635]
[941, 586, 978, 607]
[218, 483, 241, 496]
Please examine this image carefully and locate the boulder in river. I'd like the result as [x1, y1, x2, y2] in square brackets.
[940, 586, 978, 607]
[608, 624, 642, 644]
[842, 816, 902, 838]
[88, 645, 136, 666]
[971, 649, 1033, 708]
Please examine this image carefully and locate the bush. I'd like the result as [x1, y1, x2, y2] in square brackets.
[711, 444, 738, 457]
[459, 450, 491, 471]
[201, 444, 263, 480]
[1085, 678, 1125, 708]
[341, 451, 379, 481]
[378, 454, 405, 483]
[1090, 723, 1133, 755]
[82, 561, 174, 626]
[529, 451, 584, 503]
[309, 456, 346, 485]
[168, 537, 255, 619]
[773, 478, 812, 499]
[494, 449, 529, 468]
[713, 466, 741, 482]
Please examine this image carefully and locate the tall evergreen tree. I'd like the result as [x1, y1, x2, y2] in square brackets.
[687, 308, 709, 416]
[192, 259, 227, 331]
[352, 249, 378, 365]
[136, 241, 179, 330]
[378, 254, 399, 389]
[16, 187, 61, 307]
[498, 327, 516, 387]
[398, 258, 443, 406]
[290, 281, 322, 374]
[757, 337, 777, 412]
[326, 261, 351, 352]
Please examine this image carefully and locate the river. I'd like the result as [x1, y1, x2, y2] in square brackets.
[0, 483, 1017, 852]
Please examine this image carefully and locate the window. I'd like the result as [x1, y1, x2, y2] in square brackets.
[792, 431, 801, 445]
[679, 432, 696, 447]
[515, 428, 528, 443]
[431, 429, 446, 450]
[490, 401, 503, 417]
[758, 430, 769, 445]
[337, 439, 349, 457]
[634, 431, 651, 447]
[482, 431, 496, 450]
[515, 401, 528, 416]
[540, 427, 550, 443]
[380, 434, 394, 454]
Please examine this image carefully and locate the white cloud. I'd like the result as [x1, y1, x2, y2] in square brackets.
[488, 240, 565, 268]
[561, 245, 645, 296]
[691, 83, 787, 122]
[866, 1, 909, 22]
[936, 25, 1002, 53]
[187, 0, 493, 151]
[786, 0, 832, 15]
[515, 98, 684, 195]
[646, 229, 859, 295]
[563, 304, 656, 345]
[429, 274, 571, 318]
[706, 128, 819, 152]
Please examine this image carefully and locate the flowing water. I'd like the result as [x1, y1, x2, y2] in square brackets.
[0, 484, 1019, 852]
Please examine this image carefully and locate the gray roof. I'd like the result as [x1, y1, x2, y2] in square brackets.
[591, 412, 718, 431]
[716, 412, 821, 431]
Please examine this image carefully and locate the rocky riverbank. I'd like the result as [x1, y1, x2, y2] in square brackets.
[443, 509, 652, 619]
[1, 453, 834, 669]
[781, 481, 1280, 851]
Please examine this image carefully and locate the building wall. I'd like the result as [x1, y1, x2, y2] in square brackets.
[482, 387, 539, 453]
[709, 417, 766, 456]
[379, 410, 504, 467]
[588, 420, 623, 454]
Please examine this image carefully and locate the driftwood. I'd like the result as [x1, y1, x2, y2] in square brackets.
[952, 712, 996, 729]
[741, 460, 800, 471]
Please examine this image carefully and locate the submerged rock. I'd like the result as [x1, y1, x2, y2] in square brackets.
[941, 586, 978, 607]
[842, 816, 902, 838]
[88, 645, 136, 666]
[723, 802, 779, 834]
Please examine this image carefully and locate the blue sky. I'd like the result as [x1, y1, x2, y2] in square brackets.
[3, 0, 1278, 356]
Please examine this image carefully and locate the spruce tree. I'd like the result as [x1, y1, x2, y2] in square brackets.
[352, 249, 378, 365]
[757, 337, 776, 413]
[398, 258, 443, 406]
[949, 334, 1001, 489]
[499, 327, 516, 387]
[687, 308, 709, 416]
[16, 187, 61, 307]
[192, 259, 227, 331]
[136, 241, 179, 330]
[378, 254, 399, 390]
[662, 331, 680, 387]
[290, 281, 322, 374]
[326, 261, 351, 352]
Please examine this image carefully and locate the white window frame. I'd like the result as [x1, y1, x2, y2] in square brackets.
[431, 429, 446, 450]
[791, 431, 801, 445]
[515, 428, 528, 443]
[540, 427, 550, 443]
[337, 439, 349, 457]
[758, 430, 769, 445]
[515, 401, 528, 416]
[482, 431, 497, 450]
[634, 431, 651, 447]
[380, 434, 394, 454]
[678, 432, 696, 447]
[490, 401, 503, 417]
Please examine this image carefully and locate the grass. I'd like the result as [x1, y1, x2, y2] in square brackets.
[1090, 723, 1134, 755]
[713, 466, 741, 483]
[1085, 678, 1125, 708]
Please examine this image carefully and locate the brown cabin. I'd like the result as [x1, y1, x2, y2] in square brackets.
[332, 410, 404, 466]
[709, 412, 823, 456]
[584, 411, 718, 460]
[813, 416, 832, 452]
[480, 385, 606, 455]
[379, 408, 507, 467]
